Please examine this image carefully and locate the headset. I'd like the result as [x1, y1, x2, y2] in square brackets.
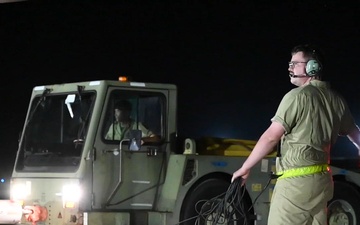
[305, 46, 322, 77]
[306, 59, 322, 76]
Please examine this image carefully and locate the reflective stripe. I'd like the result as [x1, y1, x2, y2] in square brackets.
[277, 164, 330, 180]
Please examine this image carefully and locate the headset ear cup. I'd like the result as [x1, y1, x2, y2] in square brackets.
[306, 59, 321, 76]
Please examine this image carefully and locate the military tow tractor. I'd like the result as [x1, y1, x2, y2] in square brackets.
[2, 78, 360, 225]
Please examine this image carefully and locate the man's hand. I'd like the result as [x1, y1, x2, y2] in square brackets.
[231, 167, 250, 185]
[231, 122, 284, 185]
[141, 134, 160, 144]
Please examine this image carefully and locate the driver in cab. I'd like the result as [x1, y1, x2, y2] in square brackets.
[105, 100, 159, 143]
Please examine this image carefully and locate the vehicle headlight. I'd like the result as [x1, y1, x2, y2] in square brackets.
[62, 184, 81, 208]
[11, 181, 31, 201]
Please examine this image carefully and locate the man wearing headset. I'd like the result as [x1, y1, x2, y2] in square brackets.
[232, 44, 360, 225]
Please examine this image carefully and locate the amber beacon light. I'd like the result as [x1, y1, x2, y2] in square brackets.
[118, 76, 130, 82]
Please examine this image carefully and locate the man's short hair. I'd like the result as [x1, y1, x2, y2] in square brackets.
[291, 44, 325, 66]
[114, 100, 132, 111]
[291, 44, 325, 78]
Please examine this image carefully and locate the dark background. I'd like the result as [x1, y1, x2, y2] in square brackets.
[1, 1, 360, 198]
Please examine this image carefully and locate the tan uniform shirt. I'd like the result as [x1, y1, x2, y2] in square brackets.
[271, 80, 356, 171]
[105, 120, 153, 140]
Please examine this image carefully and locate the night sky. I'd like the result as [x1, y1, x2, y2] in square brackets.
[1, 1, 360, 185]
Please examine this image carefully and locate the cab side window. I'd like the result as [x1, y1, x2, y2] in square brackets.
[103, 91, 164, 143]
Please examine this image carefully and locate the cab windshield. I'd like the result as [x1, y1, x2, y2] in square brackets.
[15, 91, 95, 172]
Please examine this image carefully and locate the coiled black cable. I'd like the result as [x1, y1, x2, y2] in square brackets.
[193, 177, 248, 225]
[192, 176, 273, 225]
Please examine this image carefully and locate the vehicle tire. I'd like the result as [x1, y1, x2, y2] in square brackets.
[180, 178, 252, 225]
[328, 181, 360, 225]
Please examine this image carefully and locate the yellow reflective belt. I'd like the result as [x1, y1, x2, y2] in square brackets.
[277, 164, 330, 180]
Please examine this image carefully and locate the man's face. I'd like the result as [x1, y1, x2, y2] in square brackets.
[288, 51, 311, 86]
[114, 108, 131, 122]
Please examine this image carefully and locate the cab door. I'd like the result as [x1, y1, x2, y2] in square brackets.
[92, 88, 168, 211]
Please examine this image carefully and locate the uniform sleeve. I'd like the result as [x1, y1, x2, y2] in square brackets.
[105, 124, 114, 140]
[339, 99, 357, 136]
[271, 91, 302, 134]
[138, 122, 154, 137]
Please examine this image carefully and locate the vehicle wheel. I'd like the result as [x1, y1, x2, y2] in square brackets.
[328, 181, 360, 225]
[180, 178, 252, 225]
